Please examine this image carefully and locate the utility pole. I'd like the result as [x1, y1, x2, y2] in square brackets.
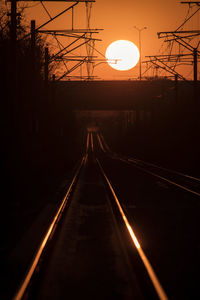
[45, 47, 49, 87]
[30, 20, 37, 133]
[31, 20, 36, 81]
[193, 48, 197, 82]
[193, 48, 198, 103]
[174, 74, 178, 105]
[11, 0, 17, 45]
[10, 0, 17, 88]
[44, 46, 50, 109]
[31, 20, 36, 50]
[10, 0, 99, 80]
[133, 26, 147, 80]
[157, 32, 199, 103]
[51, 74, 56, 104]
[10, 0, 18, 134]
[157, 1, 200, 104]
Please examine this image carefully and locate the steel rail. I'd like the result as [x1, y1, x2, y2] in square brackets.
[119, 157, 200, 198]
[99, 133, 111, 152]
[86, 131, 90, 153]
[127, 158, 200, 183]
[97, 133, 106, 152]
[97, 133, 200, 196]
[90, 132, 94, 152]
[12, 155, 86, 300]
[96, 159, 168, 300]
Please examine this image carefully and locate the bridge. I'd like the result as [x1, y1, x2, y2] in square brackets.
[54, 80, 183, 111]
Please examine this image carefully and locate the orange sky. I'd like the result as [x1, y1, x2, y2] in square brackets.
[21, 0, 199, 80]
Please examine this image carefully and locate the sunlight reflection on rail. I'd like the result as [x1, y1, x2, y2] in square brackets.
[126, 222, 140, 249]
[97, 158, 168, 300]
[12, 156, 86, 300]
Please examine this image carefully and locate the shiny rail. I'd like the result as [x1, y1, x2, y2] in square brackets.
[90, 132, 94, 152]
[96, 157, 168, 300]
[97, 132, 200, 198]
[119, 157, 200, 197]
[86, 134, 89, 153]
[97, 133, 106, 152]
[12, 154, 86, 300]
[128, 157, 200, 183]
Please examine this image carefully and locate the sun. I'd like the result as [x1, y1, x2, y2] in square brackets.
[105, 40, 140, 71]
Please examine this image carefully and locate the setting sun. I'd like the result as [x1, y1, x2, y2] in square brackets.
[105, 40, 140, 71]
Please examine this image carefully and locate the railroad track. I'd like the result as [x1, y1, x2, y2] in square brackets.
[12, 131, 168, 300]
[97, 132, 200, 198]
[95, 131, 200, 300]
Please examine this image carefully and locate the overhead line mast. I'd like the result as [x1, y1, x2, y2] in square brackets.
[157, 4, 200, 83]
[9, 0, 102, 81]
[143, 1, 200, 104]
[146, 1, 200, 82]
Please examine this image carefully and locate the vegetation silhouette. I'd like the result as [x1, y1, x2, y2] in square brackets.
[0, 9, 81, 299]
